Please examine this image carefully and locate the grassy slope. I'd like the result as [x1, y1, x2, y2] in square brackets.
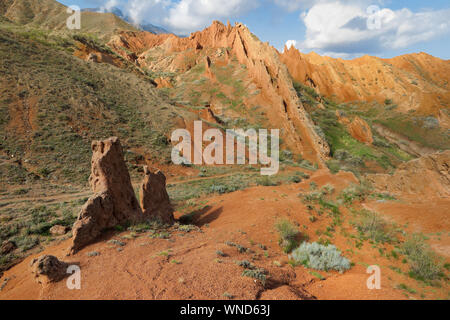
[293, 82, 419, 176]
[2, 0, 137, 39]
[0, 22, 185, 187]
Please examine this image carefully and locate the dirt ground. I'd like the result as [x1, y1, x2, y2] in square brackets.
[1, 170, 448, 300]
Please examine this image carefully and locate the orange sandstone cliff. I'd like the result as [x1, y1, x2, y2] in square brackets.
[108, 21, 330, 165]
[280, 46, 450, 118]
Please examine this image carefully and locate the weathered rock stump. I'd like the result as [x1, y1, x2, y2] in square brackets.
[30, 255, 70, 284]
[140, 166, 174, 224]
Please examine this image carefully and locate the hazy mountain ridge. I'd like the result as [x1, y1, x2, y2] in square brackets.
[82, 6, 171, 35]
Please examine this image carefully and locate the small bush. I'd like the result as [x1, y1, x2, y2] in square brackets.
[289, 242, 351, 272]
[236, 260, 255, 269]
[340, 182, 373, 205]
[257, 176, 278, 187]
[242, 269, 267, 285]
[353, 209, 396, 243]
[275, 219, 301, 253]
[402, 234, 443, 282]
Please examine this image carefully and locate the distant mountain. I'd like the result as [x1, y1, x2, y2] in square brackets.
[82, 7, 170, 35]
[82, 7, 125, 19]
[1, 0, 137, 38]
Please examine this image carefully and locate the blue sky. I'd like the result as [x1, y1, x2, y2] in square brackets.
[59, 0, 450, 59]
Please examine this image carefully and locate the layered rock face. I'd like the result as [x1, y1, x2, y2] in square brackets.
[109, 21, 330, 165]
[280, 46, 450, 116]
[367, 150, 450, 198]
[140, 166, 174, 224]
[69, 137, 142, 254]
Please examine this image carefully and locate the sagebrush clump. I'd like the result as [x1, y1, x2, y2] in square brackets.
[289, 242, 351, 272]
[275, 219, 300, 253]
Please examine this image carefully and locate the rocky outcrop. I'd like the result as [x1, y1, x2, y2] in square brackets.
[139, 166, 174, 224]
[204, 56, 216, 81]
[50, 225, 69, 236]
[348, 117, 373, 145]
[69, 137, 142, 254]
[0, 241, 16, 255]
[30, 255, 69, 284]
[367, 150, 450, 198]
[336, 112, 373, 145]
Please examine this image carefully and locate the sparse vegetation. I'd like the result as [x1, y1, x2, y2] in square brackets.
[401, 234, 444, 283]
[352, 209, 397, 244]
[275, 219, 301, 253]
[242, 269, 267, 285]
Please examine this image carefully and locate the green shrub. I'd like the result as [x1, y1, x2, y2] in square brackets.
[353, 209, 396, 243]
[236, 260, 255, 269]
[257, 176, 278, 187]
[340, 182, 373, 205]
[402, 234, 443, 282]
[242, 269, 267, 285]
[289, 242, 351, 272]
[275, 219, 301, 253]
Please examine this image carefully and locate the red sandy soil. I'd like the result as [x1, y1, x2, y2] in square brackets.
[0, 170, 447, 300]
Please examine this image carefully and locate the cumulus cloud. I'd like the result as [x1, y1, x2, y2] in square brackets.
[125, 0, 172, 27]
[163, 0, 259, 34]
[116, 0, 258, 35]
[299, 1, 450, 56]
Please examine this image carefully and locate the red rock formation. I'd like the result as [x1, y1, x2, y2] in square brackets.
[69, 137, 142, 254]
[108, 21, 330, 165]
[204, 56, 216, 81]
[280, 47, 450, 116]
[139, 166, 174, 224]
[367, 150, 450, 198]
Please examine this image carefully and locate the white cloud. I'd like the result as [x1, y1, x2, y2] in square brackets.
[163, 0, 259, 34]
[125, 0, 172, 27]
[285, 40, 298, 50]
[100, 0, 120, 12]
[298, 1, 450, 56]
[118, 0, 259, 35]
